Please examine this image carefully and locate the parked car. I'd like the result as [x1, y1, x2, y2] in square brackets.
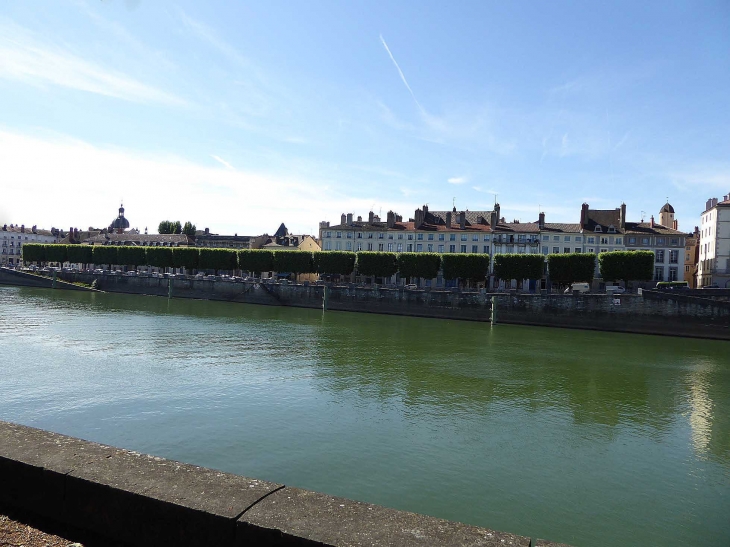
[606, 285, 625, 294]
[564, 283, 590, 294]
[656, 281, 689, 290]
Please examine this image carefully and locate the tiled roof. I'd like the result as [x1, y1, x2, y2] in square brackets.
[494, 222, 540, 233]
[583, 209, 623, 233]
[85, 233, 192, 245]
[1, 225, 55, 237]
[624, 222, 686, 236]
[540, 223, 582, 233]
[424, 210, 493, 226]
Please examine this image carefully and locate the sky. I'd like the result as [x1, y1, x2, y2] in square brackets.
[1, 0, 729, 236]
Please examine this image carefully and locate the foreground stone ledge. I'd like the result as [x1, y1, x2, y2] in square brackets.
[0, 421, 569, 546]
[237, 487, 530, 546]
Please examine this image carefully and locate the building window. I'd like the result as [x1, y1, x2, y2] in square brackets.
[367, 243, 373, 250]
[368, 233, 373, 239]
[654, 267, 664, 281]
[428, 234, 434, 241]
[553, 236, 560, 241]
[685, 265, 690, 272]
[427, 244, 433, 252]
[379, 243, 384, 251]
[506, 245, 514, 253]
[449, 245, 455, 253]
[378, 233, 384, 239]
[324, 241, 331, 250]
[552, 247, 559, 253]
[587, 237, 595, 244]
[588, 247, 595, 253]
[460, 245, 467, 253]
[472, 235, 479, 241]
[671, 238, 679, 246]
[326, 231, 332, 238]
[484, 245, 489, 253]
[575, 248, 581, 253]
[335, 242, 342, 250]
[564, 236, 571, 242]
[438, 244, 444, 253]
[655, 250, 664, 263]
[564, 247, 570, 253]
[461, 234, 467, 241]
[357, 232, 363, 239]
[608, 225, 616, 233]
[615, 237, 622, 244]
[542, 246, 548, 254]
[417, 233, 424, 240]
[471, 245, 478, 253]
[669, 250, 679, 264]
[397, 243, 403, 252]
[387, 243, 393, 252]
[398, 234, 403, 239]
[336, 231, 342, 238]
[657, 237, 665, 245]
[575, 236, 582, 242]
[388, 233, 393, 239]
[347, 232, 352, 238]
[407, 244, 413, 252]
[439, 234, 445, 241]
[669, 267, 678, 281]
[408, 234, 414, 240]
[594, 226, 603, 232]
[346, 242, 352, 250]
[629, 237, 636, 244]
[542, 235, 549, 241]
[449, 234, 456, 241]
[600, 237, 609, 245]
[600, 248, 608, 253]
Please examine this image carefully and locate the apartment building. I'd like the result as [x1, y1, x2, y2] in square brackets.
[698, 195, 730, 288]
[1, 224, 59, 267]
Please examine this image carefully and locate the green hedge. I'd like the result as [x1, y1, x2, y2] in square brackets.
[199, 248, 237, 273]
[547, 253, 596, 285]
[442, 253, 490, 281]
[172, 247, 199, 270]
[67, 245, 93, 264]
[44, 244, 68, 264]
[598, 251, 654, 284]
[117, 246, 147, 267]
[92, 245, 118, 267]
[273, 250, 315, 274]
[21, 243, 45, 263]
[356, 252, 398, 278]
[396, 253, 442, 280]
[313, 251, 356, 275]
[238, 249, 274, 274]
[493, 254, 544, 281]
[146, 247, 173, 269]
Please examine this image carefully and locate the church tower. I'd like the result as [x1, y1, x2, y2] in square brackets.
[659, 202, 677, 230]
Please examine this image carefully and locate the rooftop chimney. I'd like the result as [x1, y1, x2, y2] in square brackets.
[341, 213, 346, 225]
[387, 211, 395, 228]
[368, 211, 374, 223]
[346, 213, 353, 224]
[205, 227, 209, 235]
[414, 207, 424, 228]
[459, 211, 466, 230]
[20, 224, 25, 233]
[620, 203, 626, 230]
[32, 225, 37, 233]
[357, 216, 362, 222]
[650, 215, 655, 228]
[580, 203, 589, 226]
[494, 203, 501, 224]
[446, 212, 452, 227]
[538, 212, 545, 229]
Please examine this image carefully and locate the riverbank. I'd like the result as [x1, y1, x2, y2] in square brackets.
[2, 268, 729, 339]
[0, 421, 565, 547]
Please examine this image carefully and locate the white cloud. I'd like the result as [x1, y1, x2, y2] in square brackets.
[447, 176, 467, 185]
[0, 129, 406, 235]
[0, 20, 185, 106]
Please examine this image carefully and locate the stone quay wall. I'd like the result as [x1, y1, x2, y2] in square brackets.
[3, 270, 728, 339]
[0, 267, 94, 292]
[0, 421, 566, 547]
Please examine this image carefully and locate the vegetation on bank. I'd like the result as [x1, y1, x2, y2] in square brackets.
[598, 251, 654, 286]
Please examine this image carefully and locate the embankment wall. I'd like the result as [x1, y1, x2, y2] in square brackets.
[0, 421, 565, 547]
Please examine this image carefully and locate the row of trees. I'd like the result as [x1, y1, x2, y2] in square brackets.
[158, 220, 196, 236]
[21, 245, 656, 284]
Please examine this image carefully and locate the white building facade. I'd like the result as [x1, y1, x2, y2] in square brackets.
[1, 224, 59, 267]
[698, 195, 730, 288]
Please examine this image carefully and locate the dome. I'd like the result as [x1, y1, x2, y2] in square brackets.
[660, 202, 675, 214]
[109, 204, 130, 232]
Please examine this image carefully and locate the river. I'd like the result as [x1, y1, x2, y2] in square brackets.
[1, 286, 728, 546]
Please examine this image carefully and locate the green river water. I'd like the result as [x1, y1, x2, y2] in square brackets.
[1, 286, 728, 546]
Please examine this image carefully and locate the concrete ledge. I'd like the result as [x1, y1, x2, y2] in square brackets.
[0, 421, 568, 546]
[238, 487, 529, 546]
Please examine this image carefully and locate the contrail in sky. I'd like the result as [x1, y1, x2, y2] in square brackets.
[379, 34, 425, 114]
[211, 155, 234, 169]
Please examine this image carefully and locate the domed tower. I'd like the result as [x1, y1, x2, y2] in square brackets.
[109, 203, 130, 234]
[659, 202, 676, 230]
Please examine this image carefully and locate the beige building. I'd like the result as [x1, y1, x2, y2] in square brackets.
[698, 195, 730, 288]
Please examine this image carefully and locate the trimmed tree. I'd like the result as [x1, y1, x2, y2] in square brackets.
[45, 244, 68, 265]
[547, 253, 596, 287]
[172, 247, 199, 272]
[92, 245, 118, 268]
[238, 249, 274, 275]
[67, 245, 93, 266]
[199, 248, 237, 274]
[313, 251, 356, 276]
[146, 246, 174, 270]
[21, 243, 46, 264]
[442, 253, 490, 283]
[182, 222, 196, 237]
[396, 253, 442, 281]
[273, 250, 315, 274]
[356, 252, 398, 278]
[117, 246, 147, 269]
[493, 254, 545, 283]
[598, 251, 654, 286]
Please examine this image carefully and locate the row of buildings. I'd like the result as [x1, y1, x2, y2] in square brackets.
[4, 195, 729, 288]
[319, 201, 709, 287]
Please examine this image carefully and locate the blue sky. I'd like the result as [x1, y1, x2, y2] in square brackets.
[1, 0, 728, 235]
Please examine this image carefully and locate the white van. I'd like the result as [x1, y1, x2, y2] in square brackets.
[564, 283, 590, 294]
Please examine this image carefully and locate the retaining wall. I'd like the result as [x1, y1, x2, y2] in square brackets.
[0, 268, 94, 291]
[0, 421, 568, 547]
